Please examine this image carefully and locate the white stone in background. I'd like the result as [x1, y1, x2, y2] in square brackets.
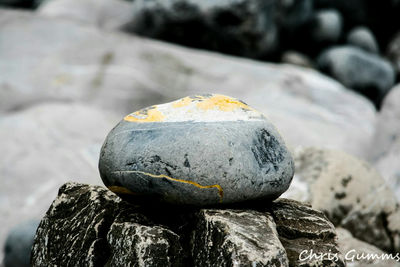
[369, 84, 400, 201]
[37, 0, 133, 30]
[0, 10, 376, 158]
[0, 103, 120, 260]
[283, 147, 400, 253]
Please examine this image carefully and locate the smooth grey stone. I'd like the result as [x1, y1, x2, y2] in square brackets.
[99, 94, 295, 205]
[318, 46, 395, 107]
[311, 9, 343, 43]
[3, 220, 40, 267]
[281, 50, 313, 68]
[347, 26, 379, 54]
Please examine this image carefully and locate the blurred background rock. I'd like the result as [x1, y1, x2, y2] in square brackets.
[1, 0, 400, 265]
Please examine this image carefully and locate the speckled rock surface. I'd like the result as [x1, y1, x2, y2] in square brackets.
[191, 209, 289, 267]
[31, 182, 346, 266]
[99, 94, 294, 205]
[107, 220, 183, 266]
[283, 147, 400, 253]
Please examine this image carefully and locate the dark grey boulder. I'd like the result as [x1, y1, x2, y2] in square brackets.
[124, 0, 279, 58]
[347, 26, 379, 54]
[31, 182, 345, 266]
[3, 220, 40, 267]
[99, 94, 294, 206]
[317, 46, 395, 107]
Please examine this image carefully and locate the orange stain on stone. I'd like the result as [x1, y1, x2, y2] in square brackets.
[124, 107, 165, 123]
[196, 94, 252, 112]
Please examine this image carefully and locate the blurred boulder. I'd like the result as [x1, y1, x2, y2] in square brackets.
[281, 50, 313, 68]
[370, 84, 400, 202]
[311, 9, 343, 44]
[336, 228, 400, 267]
[283, 147, 400, 253]
[124, 0, 279, 58]
[0, 103, 120, 261]
[0, 10, 376, 159]
[37, 0, 133, 30]
[318, 46, 395, 107]
[387, 32, 400, 76]
[347, 26, 379, 54]
[275, 0, 313, 32]
[3, 220, 40, 267]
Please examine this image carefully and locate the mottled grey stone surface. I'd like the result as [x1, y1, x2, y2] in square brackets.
[99, 95, 295, 205]
[191, 209, 289, 267]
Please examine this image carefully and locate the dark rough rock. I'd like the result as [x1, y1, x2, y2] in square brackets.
[369, 84, 400, 201]
[284, 147, 400, 253]
[269, 199, 345, 267]
[124, 0, 279, 59]
[31, 182, 149, 266]
[275, 0, 313, 32]
[2, 220, 39, 267]
[99, 94, 295, 206]
[311, 9, 343, 44]
[347, 26, 379, 54]
[318, 46, 395, 107]
[32, 182, 346, 266]
[191, 209, 289, 266]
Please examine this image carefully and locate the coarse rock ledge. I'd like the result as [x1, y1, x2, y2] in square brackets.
[31, 182, 345, 267]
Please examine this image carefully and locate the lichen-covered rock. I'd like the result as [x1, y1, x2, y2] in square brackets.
[284, 147, 400, 253]
[269, 199, 345, 267]
[99, 94, 294, 206]
[31, 182, 146, 266]
[191, 209, 289, 267]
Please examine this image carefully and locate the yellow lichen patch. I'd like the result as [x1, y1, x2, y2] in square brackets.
[112, 170, 224, 202]
[172, 96, 194, 108]
[124, 107, 165, 123]
[107, 185, 137, 195]
[196, 94, 252, 112]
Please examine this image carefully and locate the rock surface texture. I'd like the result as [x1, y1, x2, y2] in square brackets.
[31, 182, 346, 267]
[283, 147, 400, 253]
[99, 94, 295, 205]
